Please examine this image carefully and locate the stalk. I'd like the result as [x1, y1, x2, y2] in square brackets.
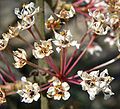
[35, 1, 48, 109]
[28, 28, 38, 41]
[45, 56, 59, 73]
[0, 52, 16, 81]
[65, 35, 96, 76]
[86, 54, 120, 73]
[64, 29, 91, 73]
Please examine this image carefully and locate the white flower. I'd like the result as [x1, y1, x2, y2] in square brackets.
[32, 39, 53, 59]
[107, 14, 119, 27]
[47, 77, 70, 100]
[87, 43, 102, 56]
[56, 5, 75, 19]
[0, 33, 10, 51]
[14, 2, 39, 20]
[88, 9, 106, 22]
[88, 10, 111, 35]
[53, 30, 80, 52]
[14, 2, 39, 30]
[13, 48, 27, 68]
[77, 69, 114, 100]
[45, 15, 62, 30]
[90, 21, 110, 35]
[17, 77, 40, 103]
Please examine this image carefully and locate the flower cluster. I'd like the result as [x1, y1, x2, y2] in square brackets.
[0, 1, 119, 105]
[88, 10, 111, 35]
[77, 69, 114, 100]
[32, 39, 53, 59]
[45, 15, 62, 30]
[53, 30, 80, 52]
[13, 48, 27, 68]
[47, 77, 70, 100]
[56, 5, 75, 20]
[14, 2, 39, 30]
[17, 77, 40, 103]
[0, 2, 39, 52]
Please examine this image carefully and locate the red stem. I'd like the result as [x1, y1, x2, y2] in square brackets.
[68, 54, 120, 79]
[0, 52, 16, 81]
[0, 73, 7, 84]
[66, 79, 82, 85]
[68, 75, 79, 80]
[40, 82, 51, 88]
[0, 67, 15, 82]
[65, 35, 96, 76]
[62, 48, 67, 74]
[75, 8, 90, 18]
[12, 52, 55, 76]
[85, 55, 120, 73]
[26, 60, 55, 76]
[64, 30, 91, 73]
[45, 56, 59, 73]
[40, 84, 51, 92]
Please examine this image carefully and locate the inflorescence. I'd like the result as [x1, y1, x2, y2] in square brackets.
[0, 0, 120, 104]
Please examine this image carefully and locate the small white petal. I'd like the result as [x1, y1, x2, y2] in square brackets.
[90, 70, 99, 77]
[62, 82, 70, 91]
[33, 93, 40, 101]
[54, 94, 61, 100]
[62, 91, 70, 100]
[77, 70, 83, 77]
[100, 69, 108, 77]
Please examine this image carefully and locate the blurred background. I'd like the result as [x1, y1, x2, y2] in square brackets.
[0, 0, 120, 109]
